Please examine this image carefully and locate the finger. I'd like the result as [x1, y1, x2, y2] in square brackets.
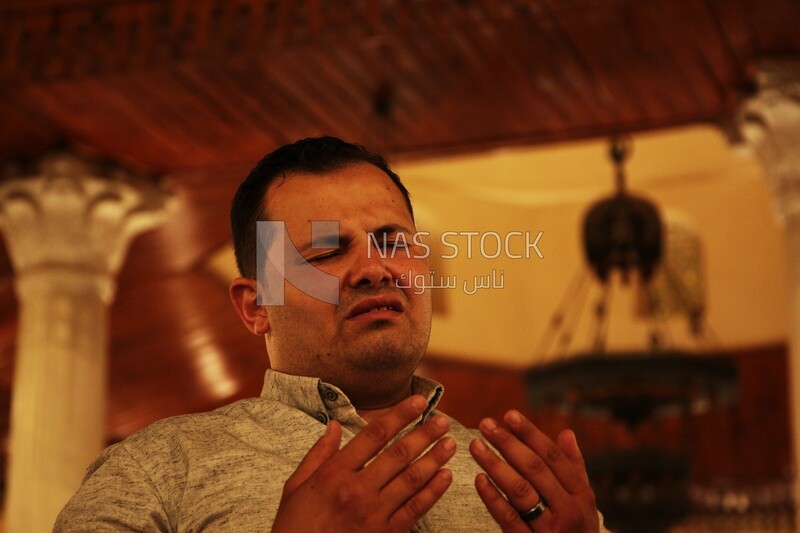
[389, 468, 453, 531]
[380, 436, 457, 509]
[470, 437, 545, 514]
[479, 417, 571, 508]
[503, 411, 589, 494]
[365, 414, 452, 489]
[337, 395, 428, 469]
[282, 420, 342, 495]
[557, 429, 591, 487]
[474, 473, 534, 533]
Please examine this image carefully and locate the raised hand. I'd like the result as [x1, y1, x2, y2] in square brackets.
[272, 395, 456, 532]
[469, 410, 599, 532]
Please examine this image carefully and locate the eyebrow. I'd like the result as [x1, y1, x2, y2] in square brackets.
[296, 223, 414, 254]
[370, 223, 414, 237]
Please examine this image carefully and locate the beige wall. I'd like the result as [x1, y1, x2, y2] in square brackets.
[396, 125, 787, 366]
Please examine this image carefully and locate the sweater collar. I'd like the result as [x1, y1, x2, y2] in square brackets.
[260, 369, 444, 432]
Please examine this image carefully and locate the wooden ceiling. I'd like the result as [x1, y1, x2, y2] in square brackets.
[0, 0, 798, 439]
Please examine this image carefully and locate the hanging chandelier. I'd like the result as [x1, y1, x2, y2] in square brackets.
[525, 137, 739, 532]
[527, 137, 738, 427]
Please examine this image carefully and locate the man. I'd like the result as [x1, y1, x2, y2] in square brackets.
[56, 137, 603, 531]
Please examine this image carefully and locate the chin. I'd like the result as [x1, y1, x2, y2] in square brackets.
[353, 353, 416, 374]
[350, 343, 423, 374]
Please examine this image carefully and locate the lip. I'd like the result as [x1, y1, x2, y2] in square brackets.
[346, 295, 404, 319]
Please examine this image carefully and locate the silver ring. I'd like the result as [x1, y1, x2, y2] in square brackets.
[519, 496, 547, 522]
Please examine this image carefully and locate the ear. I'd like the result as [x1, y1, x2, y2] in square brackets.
[229, 277, 270, 335]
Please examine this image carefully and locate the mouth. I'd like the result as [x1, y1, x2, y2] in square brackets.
[346, 296, 404, 319]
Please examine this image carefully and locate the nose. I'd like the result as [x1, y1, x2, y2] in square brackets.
[348, 245, 393, 289]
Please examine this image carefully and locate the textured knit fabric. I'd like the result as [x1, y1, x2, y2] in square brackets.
[55, 370, 607, 532]
[54, 370, 495, 532]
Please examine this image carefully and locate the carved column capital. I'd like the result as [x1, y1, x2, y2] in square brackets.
[0, 151, 169, 302]
[733, 59, 800, 528]
[0, 151, 170, 532]
[735, 58, 800, 220]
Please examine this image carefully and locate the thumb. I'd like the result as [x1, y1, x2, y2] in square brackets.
[282, 420, 342, 495]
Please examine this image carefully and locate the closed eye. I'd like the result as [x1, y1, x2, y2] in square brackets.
[307, 250, 341, 262]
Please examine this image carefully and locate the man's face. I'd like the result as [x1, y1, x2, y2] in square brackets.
[261, 163, 432, 403]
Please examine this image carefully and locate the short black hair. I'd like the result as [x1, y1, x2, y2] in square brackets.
[230, 136, 414, 278]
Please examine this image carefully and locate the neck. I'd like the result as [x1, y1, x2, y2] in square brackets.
[352, 379, 417, 424]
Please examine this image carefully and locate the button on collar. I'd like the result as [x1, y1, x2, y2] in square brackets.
[322, 387, 339, 402]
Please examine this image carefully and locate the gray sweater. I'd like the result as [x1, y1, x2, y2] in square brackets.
[55, 370, 503, 532]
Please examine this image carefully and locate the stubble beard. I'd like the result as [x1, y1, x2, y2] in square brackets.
[325, 322, 429, 407]
[342, 319, 429, 375]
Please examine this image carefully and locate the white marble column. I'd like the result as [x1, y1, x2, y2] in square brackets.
[734, 58, 800, 524]
[0, 153, 169, 532]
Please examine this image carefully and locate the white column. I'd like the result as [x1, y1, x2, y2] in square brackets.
[735, 58, 800, 524]
[0, 153, 169, 532]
